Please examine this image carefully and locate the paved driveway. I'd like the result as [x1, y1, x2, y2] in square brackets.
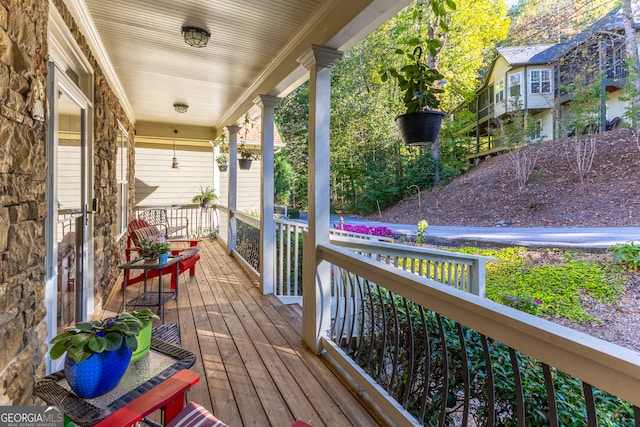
[326, 215, 640, 250]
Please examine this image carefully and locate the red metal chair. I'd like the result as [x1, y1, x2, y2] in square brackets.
[125, 219, 201, 290]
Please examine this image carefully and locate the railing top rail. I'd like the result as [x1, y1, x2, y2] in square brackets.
[233, 210, 260, 228]
[329, 234, 499, 263]
[274, 218, 308, 228]
[135, 203, 203, 210]
[318, 242, 640, 406]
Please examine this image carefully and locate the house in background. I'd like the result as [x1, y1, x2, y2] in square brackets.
[458, 7, 630, 161]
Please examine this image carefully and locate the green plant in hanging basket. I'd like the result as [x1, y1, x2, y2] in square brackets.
[380, 38, 444, 114]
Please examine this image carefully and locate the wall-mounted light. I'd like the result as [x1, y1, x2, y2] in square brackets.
[182, 26, 210, 48]
[173, 103, 188, 113]
[171, 140, 179, 169]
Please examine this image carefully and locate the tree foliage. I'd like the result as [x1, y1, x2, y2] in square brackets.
[508, 0, 617, 45]
[274, 149, 295, 205]
[276, 0, 510, 214]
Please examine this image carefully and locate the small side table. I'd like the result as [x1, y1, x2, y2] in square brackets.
[34, 339, 197, 426]
[119, 254, 184, 315]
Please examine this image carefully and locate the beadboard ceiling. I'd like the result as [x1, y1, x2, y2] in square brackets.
[64, 0, 410, 140]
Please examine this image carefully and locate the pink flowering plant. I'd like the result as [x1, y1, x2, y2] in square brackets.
[336, 224, 398, 239]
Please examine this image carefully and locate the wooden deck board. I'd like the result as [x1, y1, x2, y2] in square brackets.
[106, 238, 381, 426]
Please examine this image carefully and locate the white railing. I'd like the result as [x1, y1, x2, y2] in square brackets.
[134, 204, 219, 238]
[310, 243, 640, 426]
[274, 218, 496, 303]
[330, 236, 496, 297]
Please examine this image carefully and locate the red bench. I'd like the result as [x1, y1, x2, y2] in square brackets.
[125, 219, 201, 290]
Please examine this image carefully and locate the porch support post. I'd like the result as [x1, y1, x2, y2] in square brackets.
[226, 125, 241, 255]
[255, 95, 281, 295]
[298, 45, 343, 354]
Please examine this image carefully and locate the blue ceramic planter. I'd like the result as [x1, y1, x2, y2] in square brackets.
[64, 343, 132, 398]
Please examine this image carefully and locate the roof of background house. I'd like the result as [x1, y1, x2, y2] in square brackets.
[219, 114, 286, 150]
[242, 114, 285, 146]
[497, 44, 561, 66]
[485, 6, 630, 84]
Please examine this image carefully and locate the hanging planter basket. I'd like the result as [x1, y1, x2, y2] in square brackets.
[218, 164, 228, 172]
[396, 111, 445, 145]
[238, 158, 252, 170]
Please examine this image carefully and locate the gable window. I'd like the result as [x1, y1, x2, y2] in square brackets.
[116, 122, 129, 237]
[495, 80, 504, 103]
[509, 72, 522, 98]
[530, 69, 551, 94]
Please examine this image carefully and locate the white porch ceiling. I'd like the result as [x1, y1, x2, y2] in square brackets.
[64, 0, 411, 140]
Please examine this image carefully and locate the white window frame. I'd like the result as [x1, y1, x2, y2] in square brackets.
[530, 69, 551, 94]
[116, 121, 129, 238]
[508, 72, 522, 99]
[495, 79, 505, 104]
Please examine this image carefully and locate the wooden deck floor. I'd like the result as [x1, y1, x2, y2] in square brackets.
[105, 238, 380, 426]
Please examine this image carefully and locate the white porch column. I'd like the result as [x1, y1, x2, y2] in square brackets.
[255, 95, 281, 295]
[226, 125, 241, 254]
[298, 45, 343, 353]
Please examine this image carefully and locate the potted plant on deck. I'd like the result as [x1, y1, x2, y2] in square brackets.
[192, 186, 218, 208]
[380, 38, 445, 145]
[138, 239, 171, 263]
[49, 312, 144, 398]
[130, 309, 159, 362]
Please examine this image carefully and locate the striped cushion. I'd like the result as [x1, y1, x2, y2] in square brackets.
[133, 226, 163, 244]
[166, 402, 227, 427]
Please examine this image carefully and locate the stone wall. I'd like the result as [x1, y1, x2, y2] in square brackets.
[0, 0, 134, 404]
[0, 0, 50, 405]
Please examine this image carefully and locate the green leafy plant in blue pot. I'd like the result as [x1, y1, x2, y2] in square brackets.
[49, 312, 143, 398]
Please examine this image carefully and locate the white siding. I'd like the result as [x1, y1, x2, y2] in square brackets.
[527, 67, 554, 109]
[135, 145, 215, 206]
[217, 161, 261, 214]
[490, 57, 511, 118]
[58, 142, 82, 211]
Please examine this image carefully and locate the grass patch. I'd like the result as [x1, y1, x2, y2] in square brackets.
[455, 246, 625, 322]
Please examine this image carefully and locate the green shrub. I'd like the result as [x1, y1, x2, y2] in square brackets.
[455, 247, 624, 322]
[288, 208, 300, 219]
[608, 242, 640, 270]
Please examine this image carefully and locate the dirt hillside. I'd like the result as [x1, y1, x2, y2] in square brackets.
[372, 129, 640, 227]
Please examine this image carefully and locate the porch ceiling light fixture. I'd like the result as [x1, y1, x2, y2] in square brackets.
[182, 26, 210, 48]
[171, 140, 179, 169]
[173, 103, 188, 113]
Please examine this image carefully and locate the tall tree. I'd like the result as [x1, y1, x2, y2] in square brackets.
[622, 0, 640, 114]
